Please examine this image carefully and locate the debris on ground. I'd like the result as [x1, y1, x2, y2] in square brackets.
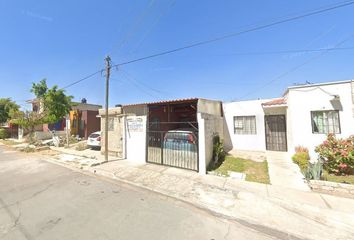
[53, 153, 103, 167]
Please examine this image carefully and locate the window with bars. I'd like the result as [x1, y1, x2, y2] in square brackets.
[311, 111, 340, 134]
[234, 116, 256, 135]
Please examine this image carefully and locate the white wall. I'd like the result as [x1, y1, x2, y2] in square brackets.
[34, 130, 66, 140]
[287, 81, 354, 159]
[125, 116, 147, 164]
[223, 99, 271, 152]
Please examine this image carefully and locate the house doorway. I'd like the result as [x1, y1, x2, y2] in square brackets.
[265, 115, 287, 151]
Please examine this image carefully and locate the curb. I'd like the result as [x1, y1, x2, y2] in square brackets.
[4, 146, 354, 240]
[40, 157, 309, 240]
[49, 146, 98, 159]
[39, 154, 354, 240]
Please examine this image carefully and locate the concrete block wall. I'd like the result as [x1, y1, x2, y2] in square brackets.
[34, 130, 66, 140]
[99, 107, 124, 158]
[197, 99, 222, 116]
[309, 180, 354, 199]
[198, 112, 224, 174]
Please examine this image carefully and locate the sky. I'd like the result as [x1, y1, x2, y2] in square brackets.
[0, 0, 354, 109]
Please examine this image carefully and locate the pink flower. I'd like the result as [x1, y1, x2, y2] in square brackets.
[339, 163, 347, 169]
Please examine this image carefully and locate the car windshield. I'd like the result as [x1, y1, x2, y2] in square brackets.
[164, 132, 195, 141]
[89, 133, 100, 138]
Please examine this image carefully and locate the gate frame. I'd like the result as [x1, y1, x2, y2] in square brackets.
[146, 127, 199, 172]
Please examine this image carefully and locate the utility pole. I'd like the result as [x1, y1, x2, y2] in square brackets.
[104, 55, 111, 162]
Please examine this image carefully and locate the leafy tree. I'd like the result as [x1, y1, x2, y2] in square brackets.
[11, 79, 73, 140]
[0, 98, 19, 123]
[11, 110, 49, 142]
[11, 110, 45, 130]
[29, 79, 73, 124]
[31, 79, 48, 98]
[43, 85, 73, 123]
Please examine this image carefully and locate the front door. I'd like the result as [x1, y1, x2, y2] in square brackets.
[265, 115, 287, 151]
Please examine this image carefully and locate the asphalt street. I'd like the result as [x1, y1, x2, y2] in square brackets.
[0, 145, 288, 240]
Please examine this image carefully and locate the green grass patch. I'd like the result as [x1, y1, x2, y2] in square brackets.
[322, 170, 354, 185]
[211, 155, 270, 184]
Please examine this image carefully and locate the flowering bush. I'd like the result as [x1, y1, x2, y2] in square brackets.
[292, 146, 310, 173]
[315, 134, 354, 175]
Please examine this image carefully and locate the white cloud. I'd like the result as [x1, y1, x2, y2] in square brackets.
[22, 10, 53, 22]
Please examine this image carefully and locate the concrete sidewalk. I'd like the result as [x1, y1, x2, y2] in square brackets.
[39, 147, 354, 240]
[50, 146, 123, 165]
[266, 151, 310, 191]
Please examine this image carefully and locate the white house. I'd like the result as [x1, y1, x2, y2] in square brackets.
[223, 80, 354, 160]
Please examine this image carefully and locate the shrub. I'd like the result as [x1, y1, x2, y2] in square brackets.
[212, 135, 225, 163]
[22, 146, 35, 153]
[76, 142, 88, 151]
[0, 128, 9, 139]
[305, 161, 323, 180]
[292, 147, 310, 173]
[315, 134, 354, 175]
[294, 146, 309, 154]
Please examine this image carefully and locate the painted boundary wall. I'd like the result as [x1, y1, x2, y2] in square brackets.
[198, 112, 223, 174]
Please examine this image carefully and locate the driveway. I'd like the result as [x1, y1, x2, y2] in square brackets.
[0, 145, 281, 240]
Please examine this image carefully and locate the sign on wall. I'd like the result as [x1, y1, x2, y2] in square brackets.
[127, 118, 144, 132]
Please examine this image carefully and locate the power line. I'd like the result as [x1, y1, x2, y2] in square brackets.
[61, 0, 158, 91]
[240, 33, 354, 99]
[110, 71, 162, 99]
[118, 70, 162, 100]
[110, 60, 170, 97]
[112, 0, 354, 68]
[61, 44, 354, 90]
[127, 0, 176, 56]
[210, 46, 354, 56]
[61, 69, 103, 89]
[113, 0, 156, 56]
[60, 0, 354, 90]
[119, 68, 171, 96]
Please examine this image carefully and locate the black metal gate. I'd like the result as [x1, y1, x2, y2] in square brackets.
[147, 130, 199, 171]
[265, 115, 287, 151]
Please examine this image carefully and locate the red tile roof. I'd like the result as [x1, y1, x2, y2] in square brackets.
[123, 98, 199, 107]
[262, 98, 287, 106]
